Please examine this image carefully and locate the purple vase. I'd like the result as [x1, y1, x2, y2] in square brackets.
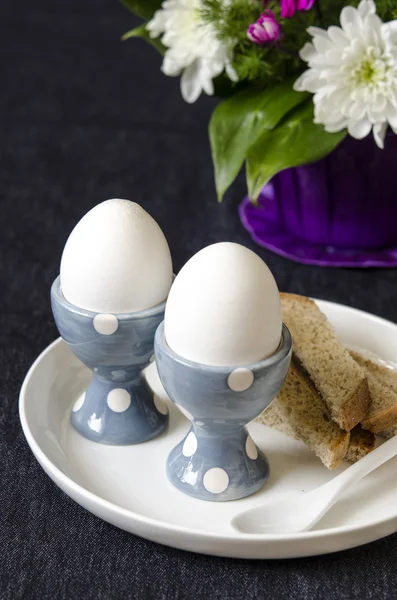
[239, 134, 397, 267]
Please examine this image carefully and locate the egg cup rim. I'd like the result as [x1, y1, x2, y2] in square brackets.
[51, 275, 170, 321]
[155, 321, 292, 374]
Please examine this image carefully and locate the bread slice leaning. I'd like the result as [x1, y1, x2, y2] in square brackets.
[257, 363, 376, 468]
[257, 362, 350, 470]
[350, 351, 397, 433]
[281, 293, 370, 431]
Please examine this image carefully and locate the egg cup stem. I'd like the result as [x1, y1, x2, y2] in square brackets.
[167, 423, 269, 501]
[71, 372, 167, 445]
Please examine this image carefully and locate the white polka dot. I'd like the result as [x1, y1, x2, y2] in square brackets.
[72, 394, 85, 413]
[88, 414, 102, 432]
[183, 432, 198, 457]
[93, 314, 119, 335]
[107, 388, 131, 412]
[228, 368, 254, 392]
[153, 394, 168, 415]
[246, 435, 258, 460]
[203, 468, 229, 494]
[176, 404, 194, 421]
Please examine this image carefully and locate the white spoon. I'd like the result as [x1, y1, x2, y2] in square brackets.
[232, 435, 397, 535]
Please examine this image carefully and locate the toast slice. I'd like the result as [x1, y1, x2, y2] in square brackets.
[281, 293, 370, 431]
[350, 351, 397, 433]
[380, 424, 397, 439]
[261, 406, 375, 465]
[346, 426, 376, 462]
[257, 362, 350, 470]
[257, 364, 375, 468]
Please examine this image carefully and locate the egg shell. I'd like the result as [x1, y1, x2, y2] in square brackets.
[164, 242, 282, 367]
[60, 199, 173, 314]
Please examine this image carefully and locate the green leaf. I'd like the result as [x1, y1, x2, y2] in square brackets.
[122, 24, 165, 55]
[246, 101, 347, 201]
[119, 0, 162, 20]
[209, 80, 309, 202]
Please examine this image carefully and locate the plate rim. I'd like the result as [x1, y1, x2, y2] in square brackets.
[19, 299, 397, 557]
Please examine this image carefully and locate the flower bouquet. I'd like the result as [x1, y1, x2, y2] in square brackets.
[121, 0, 397, 266]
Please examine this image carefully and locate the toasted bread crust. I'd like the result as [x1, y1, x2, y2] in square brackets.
[362, 405, 397, 433]
[339, 378, 370, 432]
[350, 351, 397, 432]
[327, 434, 351, 470]
[280, 292, 314, 305]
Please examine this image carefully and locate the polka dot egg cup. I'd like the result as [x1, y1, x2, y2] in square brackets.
[51, 276, 168, 445]
[154, 322, 292, 502]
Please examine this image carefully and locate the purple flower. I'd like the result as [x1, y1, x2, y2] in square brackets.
[281, 0, 316, 19]
[247, 11, 282, 45]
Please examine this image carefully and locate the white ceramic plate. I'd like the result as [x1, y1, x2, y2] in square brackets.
[19, 300, 397, 559]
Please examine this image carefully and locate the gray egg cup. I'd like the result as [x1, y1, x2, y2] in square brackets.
[51, 276, 169, 445]
[154, 322, 292, 502]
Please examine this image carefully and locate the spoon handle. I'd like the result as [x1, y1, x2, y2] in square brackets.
[324, 435, 397, 499]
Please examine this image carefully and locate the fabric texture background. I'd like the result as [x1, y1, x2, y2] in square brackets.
[3, 0, 397, 598]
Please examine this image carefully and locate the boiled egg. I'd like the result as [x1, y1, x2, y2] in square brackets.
[164, 242, 281, 367]
[60, 199, 173, 313]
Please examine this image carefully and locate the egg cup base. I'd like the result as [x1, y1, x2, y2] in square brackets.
[71, 374, 168, 445]
[167, 424, 269, 502]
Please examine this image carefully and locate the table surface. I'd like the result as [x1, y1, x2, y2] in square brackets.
[3, 0, 397, 598]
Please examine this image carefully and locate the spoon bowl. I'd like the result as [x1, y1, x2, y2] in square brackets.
[232, 435, 397, 535]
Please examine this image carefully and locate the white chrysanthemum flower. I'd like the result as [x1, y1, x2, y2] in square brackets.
[147, 0, 238, 103]
[294, 0, 397, 149]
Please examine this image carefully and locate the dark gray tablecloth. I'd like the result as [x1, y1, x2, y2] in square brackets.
[3, 0, 397, 598]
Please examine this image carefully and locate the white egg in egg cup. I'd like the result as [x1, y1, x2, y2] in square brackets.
[51, 276, 169, 445]
[154, 321, 292, 502]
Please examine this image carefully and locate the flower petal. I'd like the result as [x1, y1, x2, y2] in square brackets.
[386, 104, 397, 129]
[373, 122, 388, 148]
[300, 42, 316, 62]
[327, 26, 348, 45]
[202, 77, 214, 96]
[307, 26, 329, 40]
[323, 119, 349, 132]
[358, 0, 376, 19]
[180, 61, 203, 103]
[348, 102, 367, 121]
[147, 9, 167, 37]
[225, 62, 238, 82]
[297, 0, 316, 10]
[293, 73, 308, 92]
[281, 0, 296, 19]
[340, 6, 362, 38]
[340, 6, 357, 28]
[162, 53, 182, 76]
[382, 22, 397, 50]
[293, 70, 324, 93]
[348, 118, 372, 139]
